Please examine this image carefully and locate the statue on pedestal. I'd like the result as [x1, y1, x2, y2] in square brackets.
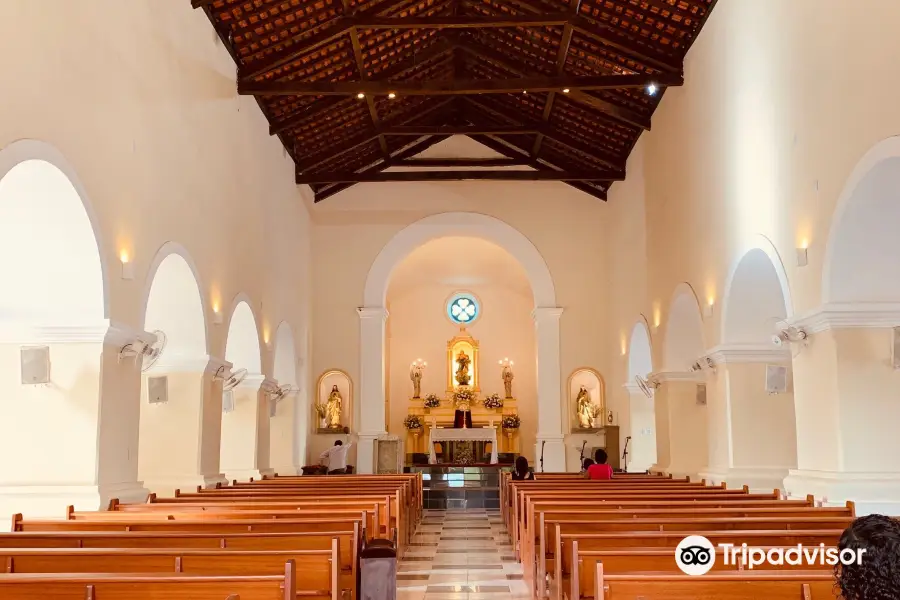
[455, 350, 471, 386]
[410, 360, 426, 398]
[325, 384, 343, 429]
[502, 363, 514, 399]
[576, 385, 596, 429]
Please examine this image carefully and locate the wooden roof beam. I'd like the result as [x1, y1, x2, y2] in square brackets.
[393, 157, 529, 167]
[569, 14, 680, 73]
[381, 125, 536, 135]
[239, 73, 682, 96]
[453, 38, 652, 130]
[297, 169, 624, 184]
[191, 0, 217, 7]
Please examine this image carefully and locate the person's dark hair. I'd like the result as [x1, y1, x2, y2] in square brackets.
[515, 456, 529, 476]
[594, 449, 608, 464]
[835, 514, 900, 600]
[582, 458, 595, 470]
[334, 440, 343, 446]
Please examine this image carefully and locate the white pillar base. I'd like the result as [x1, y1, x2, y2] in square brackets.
[535, 435, 566, 472]
[784, 469, 900, 515]
[0, 480, 149, 518]
[357, 433, 382, 475]
[222, 469, 267, 483]
[699, 467, 789, 493]
[142, 476, 215, 496]
[204, 473, 229, 488]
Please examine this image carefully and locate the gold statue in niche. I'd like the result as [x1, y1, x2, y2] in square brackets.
[325, 384, 343, 428]
[576, 385, 596, 429]
[455, 350, 471, 386]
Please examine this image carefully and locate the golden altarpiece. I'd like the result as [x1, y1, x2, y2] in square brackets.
[406, 328, 519, 459]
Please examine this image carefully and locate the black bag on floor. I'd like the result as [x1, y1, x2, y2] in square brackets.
[357, 533, 397, 600]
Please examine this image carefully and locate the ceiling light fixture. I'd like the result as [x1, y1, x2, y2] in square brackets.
[388, 92, 396, 99]
[562, 88, 570, 93]
[646, 83, 658, 96]
[357, 92, 365, 99]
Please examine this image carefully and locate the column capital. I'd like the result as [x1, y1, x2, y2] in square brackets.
[532, 306, 564, 321]
[0, 319, 154, 346]
[785, 302, 900, 334]
[357, 306, 389, 320]
[647, 371, 704, 385]
[704, 344, 791, 365]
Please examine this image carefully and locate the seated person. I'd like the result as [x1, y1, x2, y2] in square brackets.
[585, 449, 613, 480]
[511, 456, 535, 480]
[581, 457, 595, 474]
[835, 514, 900, 599]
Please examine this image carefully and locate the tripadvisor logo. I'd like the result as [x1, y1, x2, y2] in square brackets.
[675, 536, 867, 576]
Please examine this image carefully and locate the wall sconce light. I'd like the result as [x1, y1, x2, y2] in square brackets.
[212, 302, 223, 325]
[703, 299, 714, 319]
[119, 250, 134, 280]
[796, 245, 809, 267]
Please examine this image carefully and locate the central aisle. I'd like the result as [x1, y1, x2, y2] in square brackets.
[398, 508, 530, 599]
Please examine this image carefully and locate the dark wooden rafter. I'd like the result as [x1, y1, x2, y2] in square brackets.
[196, 0, 716, 201]
[297, 168, 624, 184]
[239, 73, 682, 95]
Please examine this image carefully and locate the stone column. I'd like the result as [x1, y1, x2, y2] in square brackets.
[138, 354, 231, 494]
[783, 304, 900, 514]
[219, 374, 276, 481]
[533, 307, 565, 472]
[647, 371, 706, 479]
[699, 345, 796, 492]
[622, 382, 657, 472]
[357, 307, 389, 474]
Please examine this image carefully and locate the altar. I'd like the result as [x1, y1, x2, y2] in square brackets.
[429, 427, 499, 464]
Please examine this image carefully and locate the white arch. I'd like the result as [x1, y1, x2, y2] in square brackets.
[662, 283, 706, 371]
[721, 240, 792, 344]
[364, 212, 557, 307]
[627, 318, 653, 379]
[141, 244, 208, 356]
[0, 139, 109, 320]
[822, 135, 900, 303]
[224, 296, 262, 373]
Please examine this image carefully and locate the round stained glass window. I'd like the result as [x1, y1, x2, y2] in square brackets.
[447, 293, 480, 325]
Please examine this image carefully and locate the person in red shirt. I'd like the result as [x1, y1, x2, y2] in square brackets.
[586, 449, 613, 480]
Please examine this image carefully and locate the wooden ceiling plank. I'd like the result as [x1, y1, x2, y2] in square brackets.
[298, 169, 625, 184]
[383, 125, 536, 135]
[569, 14, 679, 73]
[454, 37, 650, 130]
[395, 157, 529, 166]
[241, 17, 355, 79]
[463, 96, 623, 168]
[296, 97, 455, 172]
[239, 72, 682, 95]
[349, 24, 391, 160]
[191, 0, 217, 8]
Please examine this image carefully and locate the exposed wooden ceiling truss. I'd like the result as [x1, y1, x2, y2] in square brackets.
[195, 0, 717, 202]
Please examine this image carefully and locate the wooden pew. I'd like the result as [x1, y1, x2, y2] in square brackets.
[0, 545, 340, 600]
[0, 529, 357, 589]
[569, 545, 837, 600]
[554, 529, 844, 600]
[593, 566, 836, 600]
[0, 559, 297, 600]
[532, 514, 852, 592]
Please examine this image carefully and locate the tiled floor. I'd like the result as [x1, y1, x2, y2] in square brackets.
[398, 508, 530, 600]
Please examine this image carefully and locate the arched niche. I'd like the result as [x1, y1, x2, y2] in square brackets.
[824, 139, 900, 303]
[722, 239, 792, 344]
[137, 248, 208, 493]
[0, 145, 107, 513]
[314, 369, 353, 432]
[662, 283, 706, 371]
[0, 158, 105, 323]
[271, 321, 299, 474]
[220, 297, 264, 478]
[719, 245, 797, 485]
[627, 319, 653, 380]
[566, 368, 606, 431]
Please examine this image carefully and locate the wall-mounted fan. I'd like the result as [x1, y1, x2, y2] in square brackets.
[771, 326, 808, 358]
[635, 375, 654, 399]
[223, 368, 248, 391]
[268, 385, 297, 417]
[140, 331, 167, 372]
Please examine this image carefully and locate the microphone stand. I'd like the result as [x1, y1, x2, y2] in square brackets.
[622, 436, 631, 472]
[540, 440, 545, 473]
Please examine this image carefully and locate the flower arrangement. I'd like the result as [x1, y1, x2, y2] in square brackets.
[314, 403, 327, 419]
[453, 388, 475, 405]
[502, 414, 521, 430]
[482, 393, 504, 409]
[404, 414, 423, 430]
[423, 394, 441, 409]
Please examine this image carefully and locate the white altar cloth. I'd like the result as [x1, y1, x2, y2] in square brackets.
[429, 427, 499, 464]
